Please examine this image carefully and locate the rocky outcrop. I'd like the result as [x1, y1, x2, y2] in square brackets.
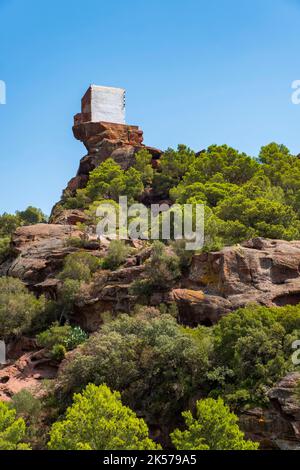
[172, 238, 300, 326]
[0, 347, 57, 401]
[50, 209, 89, 226]
[240, 373, 300, 450]
[72, 265, 146, 331]
[50, 120, 162, 222]
[0, 224, 85, 288]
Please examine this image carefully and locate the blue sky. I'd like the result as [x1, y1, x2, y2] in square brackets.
[0, 0, 300, 215]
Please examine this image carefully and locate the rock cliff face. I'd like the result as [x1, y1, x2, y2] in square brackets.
[3, 225, 300, 332]
[171, 237, 300, 326]
[0, 224, 84, 288]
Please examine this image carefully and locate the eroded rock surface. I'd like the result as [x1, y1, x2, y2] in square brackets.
[0, 224, 84, 287]
[172, 238, 300, 326]
[0, 348, 57, 401]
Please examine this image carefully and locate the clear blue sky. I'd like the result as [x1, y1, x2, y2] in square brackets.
[0, 0, 300, 215]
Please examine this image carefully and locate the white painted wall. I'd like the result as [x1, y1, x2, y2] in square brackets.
[90, 85, 125, 124]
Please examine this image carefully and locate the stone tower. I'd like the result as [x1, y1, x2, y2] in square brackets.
[50, 85, 162, 223]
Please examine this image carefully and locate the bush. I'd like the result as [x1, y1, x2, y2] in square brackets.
[11, 390, 42, 421]
[58, 252, 101, 282]
[48, 384, 160, 450]
[131, 242, 181, 298]
[0, 277, 46, 339]
[37, 322, 87, 352]
[170, 397, 259, 450]
[57, 279, 82, 316]
[102, 240, 129, 270]
[51, 344, 67, 361]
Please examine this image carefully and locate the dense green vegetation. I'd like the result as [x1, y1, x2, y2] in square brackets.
[171, 397, 259, 450]
[57, 308, 212, 427]
[209, 305, 300, 407]
[62, 143, 300, 248]
[37, 323, 88, 360]
[1, 143, 300, 450]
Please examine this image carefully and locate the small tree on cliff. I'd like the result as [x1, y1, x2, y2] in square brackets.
[48, 384, 160, 450]
[170, 397, 259, 450]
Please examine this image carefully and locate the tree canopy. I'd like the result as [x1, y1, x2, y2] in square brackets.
[48, 384, 159, 450]
[171, 397, 259, 450]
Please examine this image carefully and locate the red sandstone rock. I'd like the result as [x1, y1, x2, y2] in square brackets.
[171, 238, 300, 325]
[0, 224, 85, 287]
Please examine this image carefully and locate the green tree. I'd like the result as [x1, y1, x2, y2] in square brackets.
[85, 158, 126, 201]
[0, 237, 11, 263]
[134, 149, 154, 185]
[0, 401, 31, 450]
[0, 213, 20, 237]
[170, 397, 259, 450]
[16, 206, 47, 225]
[48, 384, 159, 450]
[0, 277, 45, 339]
[211, 305, 300, 406]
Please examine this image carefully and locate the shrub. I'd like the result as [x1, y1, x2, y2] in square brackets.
[58, 252, 101, 282]
[102, 240, 129, 270]
[48, 384, 160, 450]
[51, 344, 67, 361]
[37, 323, 87, 352]
[0, 277, 46, 339]
[11, 390, 42, 421]
[170, 397, 259, 450]
[131, 242, 181, 297]
[171, 239, 194, 270]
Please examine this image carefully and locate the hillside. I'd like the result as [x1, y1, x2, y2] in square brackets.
[0, 111, 300, 450]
